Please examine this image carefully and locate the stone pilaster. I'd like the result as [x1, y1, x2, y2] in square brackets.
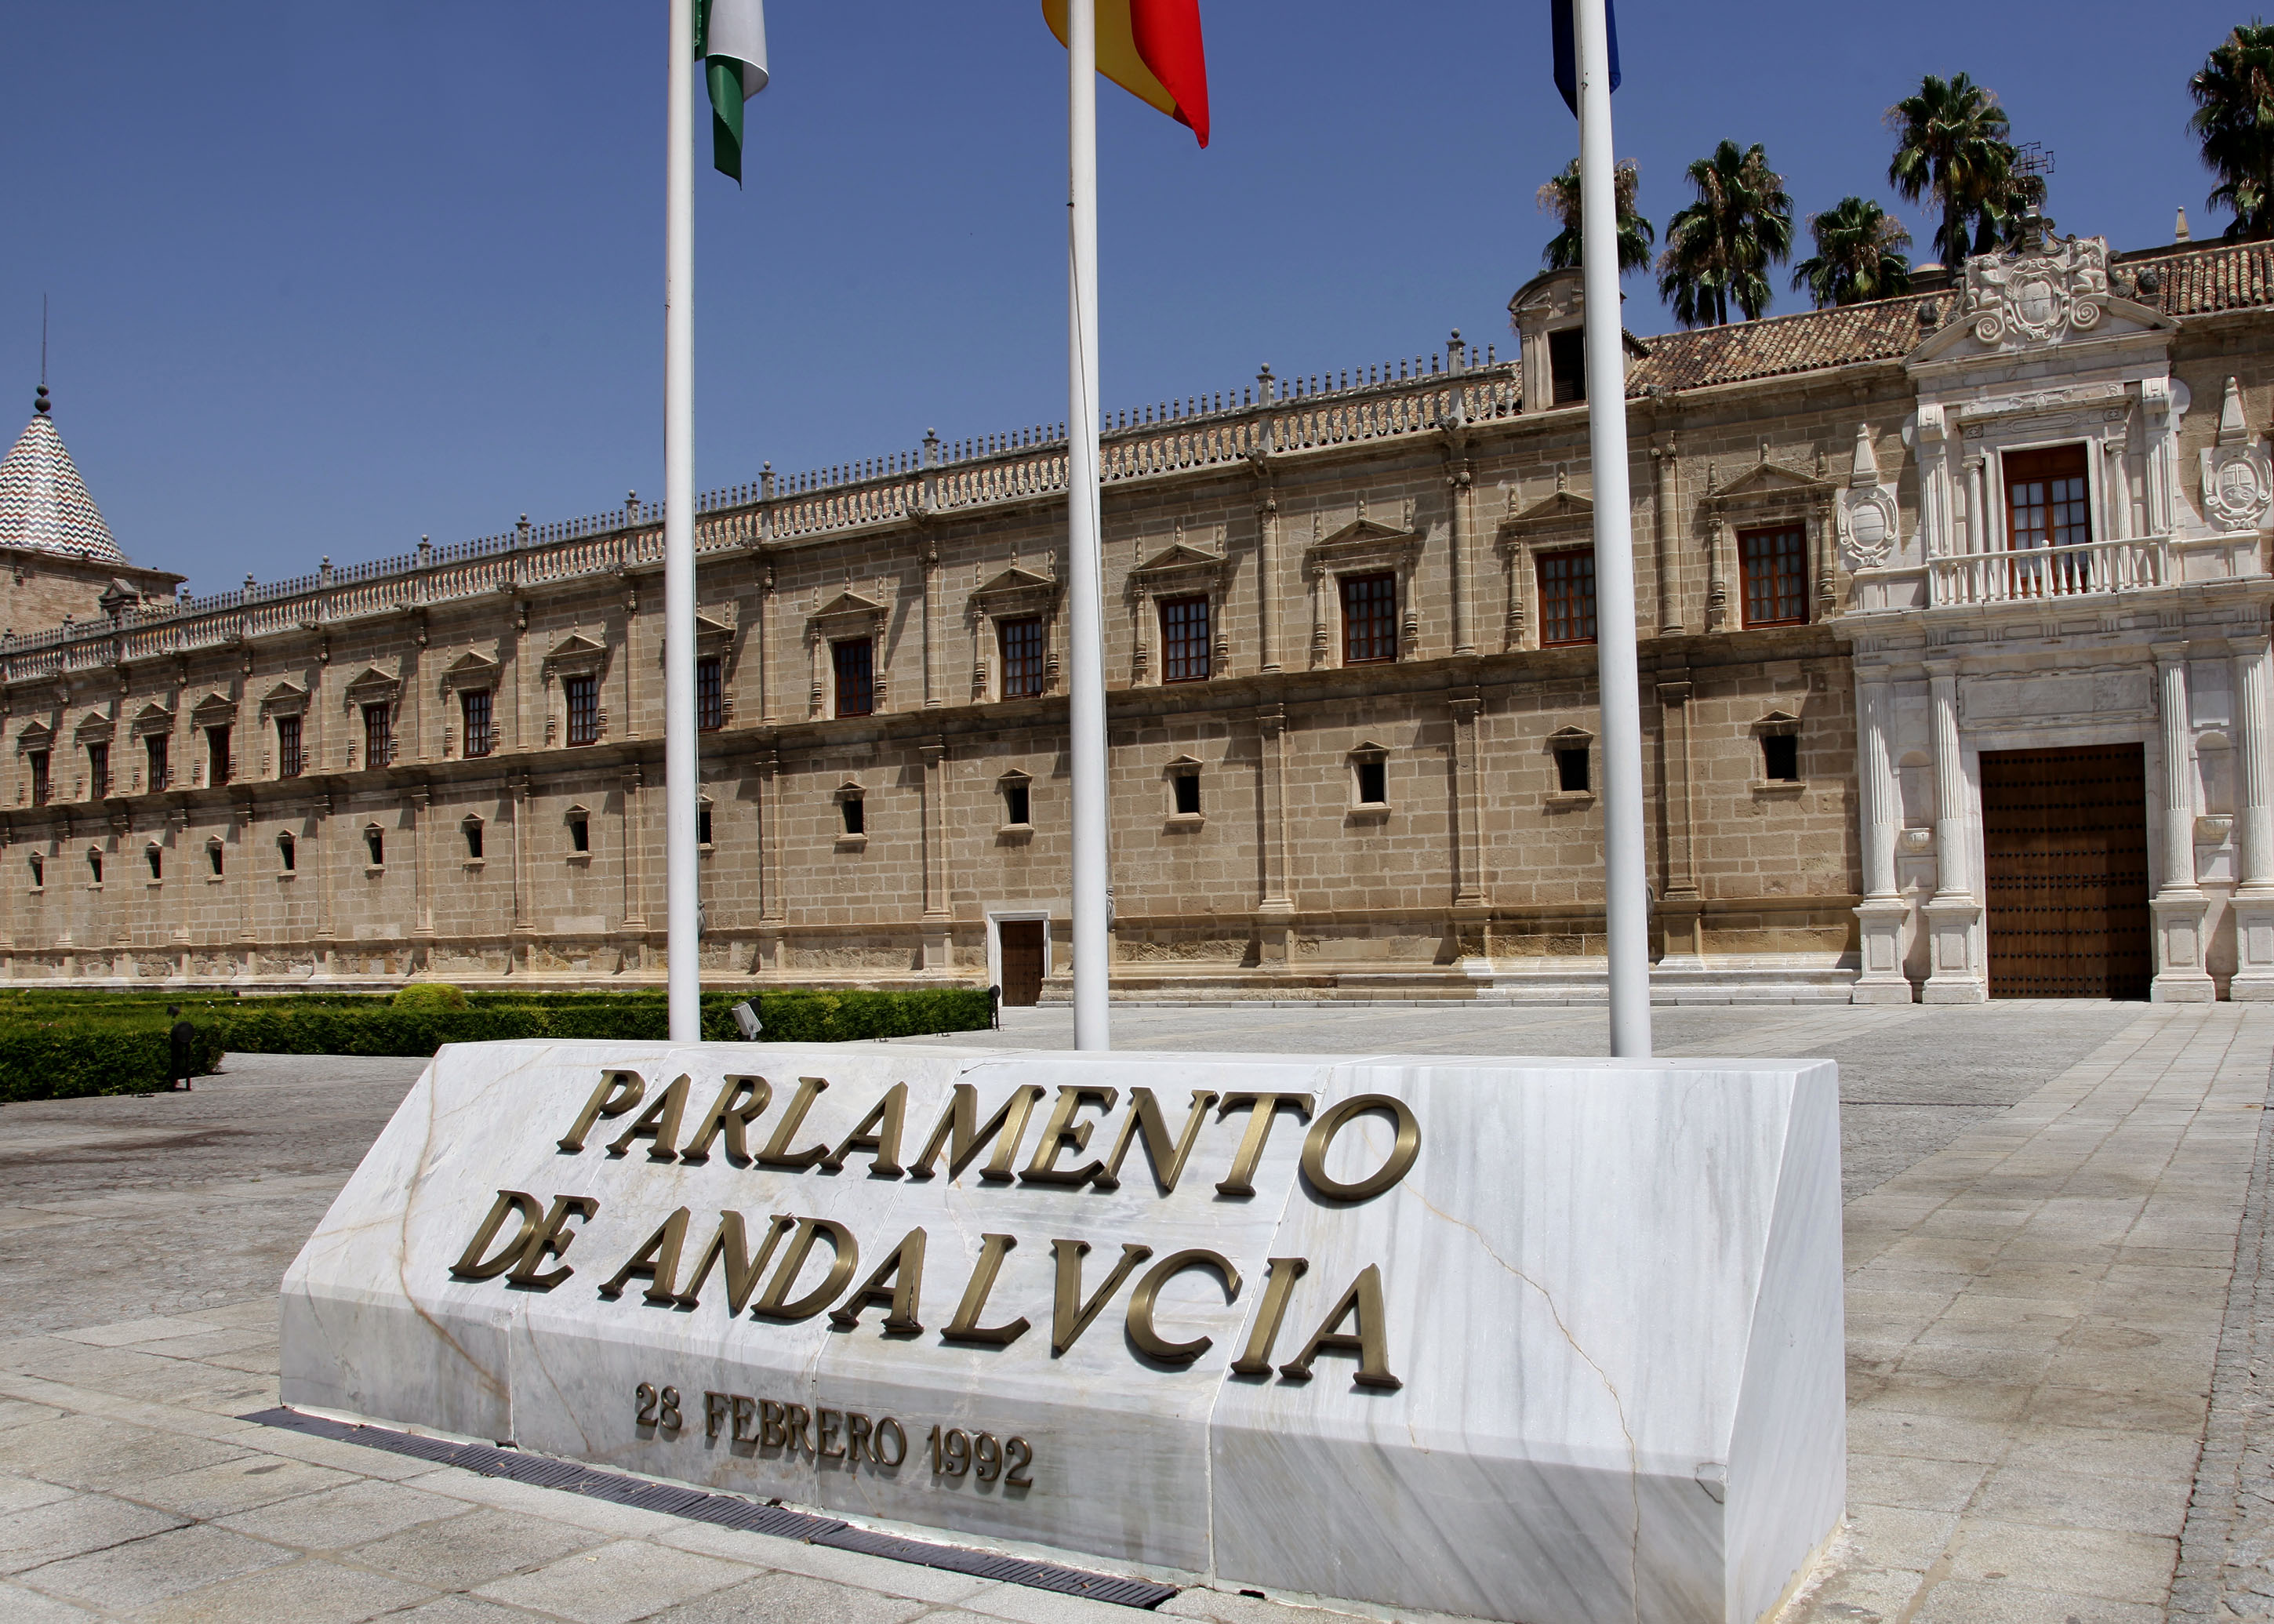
[2152, 648, 2216, 1001]
[1653, 439, 1681, 634]
[1448, 690, 1485, 912]
[1254, 705, 1294, 966]
[2231, 634, 2274, 999]
[1921, 667, 1985, 1002]
[1852, 672, 1911, 1002]
[620, 768, 648, 932]
[754, 747, 785, 972]
[411, 784, 434, 941]
[918, 739, 952, 972]
[1656, 675, 1704, 964]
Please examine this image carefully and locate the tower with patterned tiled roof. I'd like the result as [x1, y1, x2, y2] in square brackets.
[0, 387, 182, 636]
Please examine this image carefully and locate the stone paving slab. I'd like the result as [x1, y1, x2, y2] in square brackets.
[0, 1005, 2265, 1621]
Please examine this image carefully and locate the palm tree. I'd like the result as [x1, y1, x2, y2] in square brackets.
[1656, 140, 1794, 327]
[1537, 158, 1655, 274]
[1792, 198, 1914, 308]
[2191, 23, 2274, 242]
[1885, 73, 2015, 268]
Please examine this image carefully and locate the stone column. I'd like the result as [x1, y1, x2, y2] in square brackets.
[620, 768, 648, 932]
[1920, 667, 1985, 1002]
[1653, 440, 1681, 634]
[1705, 515, 1729, 631]
[314, 793, 337, 979]
[234, 802, 254, 979]
[918, 739, 952, 972]
[168, 808, 191, 977]
[921, 541, 942, 707]
[509, 774, 532, 975]
[1448, 464, 1475, 657]
[1255, 485, 1282, 674]
[2152, 648, 2216, 1000]
[405, 622, 427, 763]
[509, 600, 530, 751]
[619, 583, 641, 740]
[754, 747, 785, 972]
[1254, 705, 1295, 967]
[411, 784, 434, 946]
[756, 558, 776, 724]
[1656, 676, 1703, 965]
[1851, 671, 1910, 1002]
[1448, 690, 1485, 912]
[108, 811, 132, 980]
[2232, 634, 2274, 997]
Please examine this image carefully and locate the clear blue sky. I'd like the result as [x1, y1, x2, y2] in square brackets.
[0, 2, 2250, 591]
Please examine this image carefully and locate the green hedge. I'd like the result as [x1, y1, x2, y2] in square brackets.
[0, 986, 994, 1093]
[0, 1021, 225, 1102]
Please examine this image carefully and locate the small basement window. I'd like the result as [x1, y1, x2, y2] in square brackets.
[28, 852, 42, 888]
[696, 799, 714, 847]
[87, 849, 103, 884]
[278, 832, 296, 872]
[1356, 759, 1388, 806]
[1762, 732, 1800, 783]
[841, 795, 866, 837]
[1003, 779, 1031, 827]
[147, 844, 162, 881]
[463, 817, 484, 860]
[365, 825, 385, 866]
[1556, 745, 1591, 794]
[206, 841, 223, 877]
[1172, 769, 1202, 817]
[567, 810, 590, 853]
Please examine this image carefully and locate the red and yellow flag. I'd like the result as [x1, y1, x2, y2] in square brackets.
[1041, 0, 1210, 147]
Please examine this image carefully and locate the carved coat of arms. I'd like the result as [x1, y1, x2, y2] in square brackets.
[1962, 237, 2109, 347]
[2202, 376, 2273, 532]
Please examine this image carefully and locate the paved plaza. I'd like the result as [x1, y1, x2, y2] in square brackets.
[0, 1001, 2269, 1622]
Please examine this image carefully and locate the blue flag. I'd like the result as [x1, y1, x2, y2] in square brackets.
[1551, 0, 1620, 117]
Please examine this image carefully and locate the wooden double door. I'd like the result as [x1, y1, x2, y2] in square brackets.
[1980, 743, 2152, 1000]
[997, 920, 1047, 1007]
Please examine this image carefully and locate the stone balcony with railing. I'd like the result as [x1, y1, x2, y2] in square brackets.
[1847, 528, 2266, 616]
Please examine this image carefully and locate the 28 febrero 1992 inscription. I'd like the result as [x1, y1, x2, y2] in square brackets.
[445, 1069, 1422, 1390]
[633, 1380, 1036, 1489]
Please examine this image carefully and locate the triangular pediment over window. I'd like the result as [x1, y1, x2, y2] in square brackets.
[1712, 461, 1827, 503]
[189, 691, 237, 723]
[260, 681, 309, 718]
[1506, 490, 1595, 533]
[14, 722, 51, 751]
[131, 702, 174, 734]
[975, 569, 1052, 598]
[343, 665, 401, 703]
[812, 591, 887, 621]
[441, 649, 501, 690]
[1314, 517, 1416, 551]
[73, 709, 116, 740]
[542, 633, 608, 666]
[1134, 543, 1224, 575]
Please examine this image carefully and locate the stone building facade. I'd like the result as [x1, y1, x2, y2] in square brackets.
[2, 220, 2271, 1002]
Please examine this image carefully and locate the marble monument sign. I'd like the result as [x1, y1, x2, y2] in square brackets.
[282, 1042, 1844, 1624]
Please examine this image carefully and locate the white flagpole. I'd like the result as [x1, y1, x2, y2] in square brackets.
[665, 0, 701, 1042]
[1066, 0, 1111, 1050]
[1575, 0, 1652, 1057]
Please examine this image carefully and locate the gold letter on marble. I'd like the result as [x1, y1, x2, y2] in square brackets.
[821, 1083, 910, 1177]
[505, 1195, 600, 1291]
[677, 1212, 795, 1315]
[607, 1073, 692, 1161]
[910, 1084, 1047, 1183]
[1049, 1237, 1153, 1356]
[1213, 1093, 1316, 1197]
[1020, 1087, 1120, 1186]
[449, 1190, 546, 1281]
[752, 1216, 860, 1321]
[1092, 1088, 1219, 1193]
[829, 1227, 928, 1334]
[756, 1077, 832, 1170]
[1127, 1248, 1241, 1365]
[940, 1233, 1030, 1346]
[679, 1075, 772, 1165]
[558, 1071, 645, 1154]
[1279, 1263, 1402, 1390]
[1299, 1095, 1421, 1202]
[1227, 1256, 1310, 1375]
[598, 1206, 692, 1304]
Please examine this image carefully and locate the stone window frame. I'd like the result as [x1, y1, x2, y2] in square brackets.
[1128, 543, 1228, 687]
[16, 722, 53, 808]
[997, 768, 1034, 841]
[967, 569, 1062, 703]
[834, 778, 868, 849]
[1497, 486, 1594, 652]
[1546, 724, 1597, 807]
[260, 681, 310, 779]
[438, 650, 501, 759]
[670, 609, 738, 730]
[564, 803, 594, 863]
[1164, 754, 1205, 828]
[697, 791, 715, 852]
[460, 812, 485, 867]
[807, 593, 891, 720]
[1347, 739, 1394, 822]
[341, 667, 403, 770]
[144, 838, 163, 885]
[26, 848, 42, 891]
[1737, 523, 1811, 628]
[204, 835, 225, 881]
[276, 828, 298, 876]
[1702, 459, 1835, 631]
[73, 710, 115, 803]
[129, 703, 175, 792]
[1305, 518, 1422, 669]
[188, 694, 238, 788]
[362, 822, 387, 873]
[85, 844, 104, 889]
[1751, 709, 1807, 795]
[541, 634, 611, 747]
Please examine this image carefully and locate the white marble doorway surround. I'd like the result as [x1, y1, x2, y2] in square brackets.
[1841, 227, 2274, 1004]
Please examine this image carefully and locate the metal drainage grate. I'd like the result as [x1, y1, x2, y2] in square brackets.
[242, 1407, 1176, 1608]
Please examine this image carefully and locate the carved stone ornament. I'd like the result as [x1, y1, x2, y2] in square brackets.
[1836, 486, 1899, 569]
[2200, 376, 2273, 533]
[1961, 235, 2109, 348]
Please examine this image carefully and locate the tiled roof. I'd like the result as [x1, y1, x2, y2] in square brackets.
[1625, 296, 1934, 395]
[0, 396, 125, 565]
[2127, 238, 2274, 318]
[1622, 238, 2274, 398]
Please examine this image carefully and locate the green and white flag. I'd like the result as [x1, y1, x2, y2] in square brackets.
[696, 0, 768, 183]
